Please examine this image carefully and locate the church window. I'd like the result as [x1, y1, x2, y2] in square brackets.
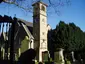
[34, 7, 37, 11]
[42, 39, 45, 42]
[41, 5, 45, 11]
[42, 32, 45, 35]
[34, 5, 38, 13]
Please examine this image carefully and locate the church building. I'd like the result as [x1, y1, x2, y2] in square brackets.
[14, 1, 51, 62]
[32, 1, 51, 62]
[0, 1, 51, 62]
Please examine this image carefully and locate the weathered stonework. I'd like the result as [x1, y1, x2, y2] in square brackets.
[33, 1, 48, 62]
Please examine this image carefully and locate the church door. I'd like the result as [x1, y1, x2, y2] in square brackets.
[42, 51, 48, 62]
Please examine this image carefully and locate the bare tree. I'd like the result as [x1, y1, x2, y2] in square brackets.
[0, 0, 71, 15]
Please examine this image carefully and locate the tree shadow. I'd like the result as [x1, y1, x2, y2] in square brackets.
[18, 48, 36, 64]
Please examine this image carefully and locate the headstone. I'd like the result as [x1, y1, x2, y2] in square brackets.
[54, 48, 64, 64]
[71, 51, 75, 62]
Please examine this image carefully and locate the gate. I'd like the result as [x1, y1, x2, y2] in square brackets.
[0, 15, 16, 64]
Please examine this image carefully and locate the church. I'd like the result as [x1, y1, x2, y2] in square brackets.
[13, 1, 51, 62]
[0, 1, 66, 63]
[32, 1, 51, 62]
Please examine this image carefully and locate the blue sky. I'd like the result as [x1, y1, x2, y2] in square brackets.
[0, 0, 85, 31]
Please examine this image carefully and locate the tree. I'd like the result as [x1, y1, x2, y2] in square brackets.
[48, 21, 85, 62]
[49, 21, 85, 52]
[0, 0, 71, 15]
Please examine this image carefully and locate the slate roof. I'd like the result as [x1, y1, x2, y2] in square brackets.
[17, 18, 33, 27]
[17, 18, 33, 34]
[13, 18, 34, 50]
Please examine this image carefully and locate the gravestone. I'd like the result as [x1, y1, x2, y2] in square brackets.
[54, 48, 64, 64]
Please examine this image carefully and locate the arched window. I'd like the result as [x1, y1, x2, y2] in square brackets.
[34, 7, 38, 12]
[42, 32, 45, 35]
[41, 5, 45, 11]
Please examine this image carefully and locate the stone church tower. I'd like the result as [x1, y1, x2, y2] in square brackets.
[32, 1, 48, 62]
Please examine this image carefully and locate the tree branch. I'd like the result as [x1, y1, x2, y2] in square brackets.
[3, 0, 32, 12]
